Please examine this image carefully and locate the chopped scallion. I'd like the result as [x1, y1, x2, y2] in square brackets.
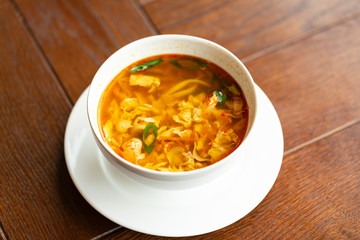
[193, 58, 207, 68]
[142, 124, 158, 154]
[214, 90, 227, 105]
[212, 73, 218, 85]
[227, 84, 240, 94]
[130, 58, 163, 73]
[170, 58, 207, 70]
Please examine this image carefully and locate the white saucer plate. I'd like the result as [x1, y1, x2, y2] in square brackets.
[64, 85, 283, 237]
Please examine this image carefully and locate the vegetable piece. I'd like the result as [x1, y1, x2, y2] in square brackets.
[133, 117, 158, 131]
[170, 58, 207, 69]
[116, 119, 133, 133]
[142, 124, 158, 154]
[129, 75, 160, 92]
[212, 73, 218, 85]
[193, 143, 211, 162]
[130, 58, 163, 73]
[194, 58, 207, 68]
[120, 98, 139, 111]
[166, 147, 186, 171]
[169, 60, 183, 68]
[227, 84, 240, 94]
[173, 108, 192, 127]
[206, 92, 219, 109]
[214, 90, 227, 105]
[122, 138, 145, 162]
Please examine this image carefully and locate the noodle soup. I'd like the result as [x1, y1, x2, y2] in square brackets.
[99, 54, 249, 172]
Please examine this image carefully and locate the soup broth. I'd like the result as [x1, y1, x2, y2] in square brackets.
[99, 54, 249, 172]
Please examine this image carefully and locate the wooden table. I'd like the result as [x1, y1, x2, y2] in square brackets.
[1, 0, 359, 239]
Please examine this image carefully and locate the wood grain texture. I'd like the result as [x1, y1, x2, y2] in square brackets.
[98, 122, 360, 239]
[1, 0, 360, 239]
[142, 0, 360, 59]
[245, 15, 360, 151]
[0, 1, 117, 239]
[13, 0, 156, 102]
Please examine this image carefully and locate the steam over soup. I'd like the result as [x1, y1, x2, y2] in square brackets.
[99, 54, 249, 172]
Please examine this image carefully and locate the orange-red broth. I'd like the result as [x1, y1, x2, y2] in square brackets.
[99, 54, 248, 172]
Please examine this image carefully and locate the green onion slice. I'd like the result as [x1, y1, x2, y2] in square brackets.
[214, 90, 227, 105]
[170, 58, 207, 70]
[142, 124, 158, 154]
[169, 60, 183, 68]
[193, 58, 207, 68]
[211, 73, 218, 85]
[227, 84, 240, 94]
[130, 58, 163, 73]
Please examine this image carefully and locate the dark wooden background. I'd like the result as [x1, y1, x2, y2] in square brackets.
[1, 0, 359, 239]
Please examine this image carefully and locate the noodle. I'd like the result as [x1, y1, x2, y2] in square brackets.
[99, 54, 249, 172]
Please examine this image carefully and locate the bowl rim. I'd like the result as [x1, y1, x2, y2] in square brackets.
[87, 34, 257, 179]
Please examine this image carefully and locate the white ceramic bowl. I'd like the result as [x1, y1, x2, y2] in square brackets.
[87, 34, 257, 189]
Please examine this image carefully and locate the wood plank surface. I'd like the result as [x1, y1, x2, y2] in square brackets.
[142, 0, 360, 59]
[1, 0, 360, 239]
[204, 122, 360, 239]
[98, 122, 360, 239]
[246, 15, 360, 151]
[13, 0, 156, 102]
[142, 0, 360, 152]
[0, 1, 117, 239]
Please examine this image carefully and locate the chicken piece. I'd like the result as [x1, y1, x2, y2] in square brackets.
[173, 108, 192, 127]
[178, 100, 194, 109]
[144, 161, 168, 171]
[133, 117, 159, 131]
[158, 127, 192, 140]
[193, 142, 211, 162]
[183, 151, 195, 163]
[158, 126, 182, 138]
[195, 136, 208, 153]
[226, 96, 245, 118]
[232, 96, 244, 112]
[172, 129, 192, 139]
[120, 98, 139, 112]
[207, 146, 226, 161]
[212, 129, 238, 147]
[115, 119, 132, 133]
[207, 129, 239, 161]
[166, 147, 186, 171]
[205, 92, 219, 109]
[129, 75, 160, 92]
[102, 120, 113, 139]
[192, 108, 203, 122]
[107, 136, 124, 150]
[121, 138, 145, 163]
[157, 126, 168, 135]
[134, 117, 156, 124]
[171, 100, 197, 127]
[108, 99, 120, 115]
[188, 93, 206, 107]
[182, 151, 197, 171]
[124, 105, 157, 121]
[220, 110, 234, 124]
